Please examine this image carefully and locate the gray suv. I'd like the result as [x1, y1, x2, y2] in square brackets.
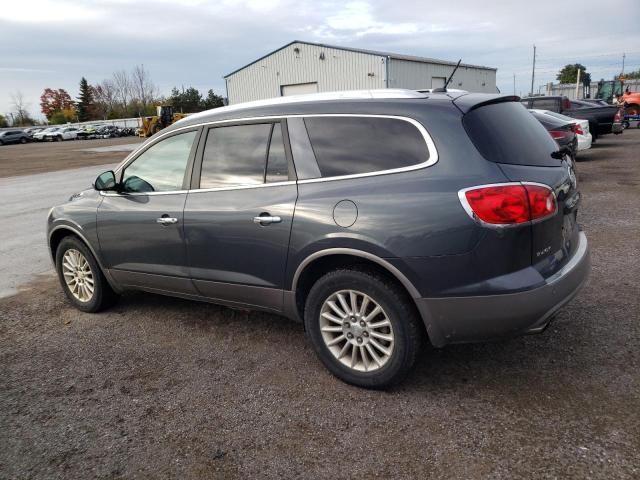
[47, 89, 590, 388]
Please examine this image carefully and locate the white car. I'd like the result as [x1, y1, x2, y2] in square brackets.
[530, 109, 592, 152]
[45, 127, 79, 141]
[32, 127, 60, 141]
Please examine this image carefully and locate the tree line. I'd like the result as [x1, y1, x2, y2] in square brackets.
[1, 65, 225, 127]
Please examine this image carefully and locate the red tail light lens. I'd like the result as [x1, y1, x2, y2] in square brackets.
[460, 183, 557, 226]
[572, 123, 584, 135]
[550, 130, 572, 141]
[614, 109, 622, 122]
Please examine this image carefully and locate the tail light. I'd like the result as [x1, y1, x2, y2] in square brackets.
[459, 183, 557, 226]
[572, 123, 584, 135]
[549, 129, 572, 141]
[614, 109, 622, 122]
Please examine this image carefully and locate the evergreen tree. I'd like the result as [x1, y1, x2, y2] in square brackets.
[77, 77, 95, 121]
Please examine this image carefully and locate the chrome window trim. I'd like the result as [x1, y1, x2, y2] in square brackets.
[457, 181, 558, 229]
[109, 113, 438, 195]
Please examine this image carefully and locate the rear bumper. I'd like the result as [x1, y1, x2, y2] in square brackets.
[418, 231, 590, 347]
[612, 123, 624, 134]
[577, 133, 592, 151]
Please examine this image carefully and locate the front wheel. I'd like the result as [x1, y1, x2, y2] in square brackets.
[304, 269, 423, 389]
[55, 236, 117, 312]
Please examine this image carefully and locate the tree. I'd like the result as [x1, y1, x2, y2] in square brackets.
[112, 70, 133, 115]
[131, 64, 158, 113]
[49, 108, 76, 124]
[202, 89, 225, 109]
[557, 64, 591, 85]
[76, 77, 96, 122]
[11, 91, 35, 126]
[40, 88, 75, 120]
[93, 80, 116, 119]
[0, 114, 8, 128]
[168, 86, 204, 113]
[624, 69, 640, 80]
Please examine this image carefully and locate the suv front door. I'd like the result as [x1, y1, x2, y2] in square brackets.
[184, 121, 297, 312]
[97, 128, 200, 294]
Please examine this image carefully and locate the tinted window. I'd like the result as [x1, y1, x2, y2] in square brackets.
[200, 124, 271, 189]
[303, 117, 428, 177]
[463, 102, 560, 167]
[122, 130, 196, 193]
[266, 123, 288, 183]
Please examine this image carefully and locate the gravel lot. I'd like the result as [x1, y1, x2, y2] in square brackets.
[1, 130, 639, 479]
[0, 137, 143, 178]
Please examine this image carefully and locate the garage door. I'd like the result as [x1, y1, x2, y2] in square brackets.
[431, 77, 446, 89]
[281, 82, 319, 96]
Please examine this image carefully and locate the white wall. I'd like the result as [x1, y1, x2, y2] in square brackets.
[226, 42, 387, 104]
[389, 59, 497, 93]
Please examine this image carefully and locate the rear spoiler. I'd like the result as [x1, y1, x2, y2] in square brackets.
[453, 94, 521, 114]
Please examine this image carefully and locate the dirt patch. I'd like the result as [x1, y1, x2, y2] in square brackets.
[0, 137, 143, 178]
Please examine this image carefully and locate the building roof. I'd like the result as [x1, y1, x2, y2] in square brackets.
[224, 40, 497, 78]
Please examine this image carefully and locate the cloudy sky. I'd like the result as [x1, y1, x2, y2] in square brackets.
[2, 0, 639, 119]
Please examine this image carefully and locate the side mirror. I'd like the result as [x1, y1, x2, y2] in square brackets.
[94, 170, 117, 191]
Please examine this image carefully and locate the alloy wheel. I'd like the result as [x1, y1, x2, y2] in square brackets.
[319, 289, 394, 372]
[61, 249, 95, 302]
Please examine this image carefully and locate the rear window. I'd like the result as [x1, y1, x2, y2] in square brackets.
[304, 117, 428, 177]
[463, 102, 560, 167]
[529, 111, 570, 129]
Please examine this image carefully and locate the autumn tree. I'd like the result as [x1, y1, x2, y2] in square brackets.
[76, 77, 96, 122]
[40, 88, 75, 120]
[112, 70, 133, 115]
[93, 80, 117, 119]
[557, 64, 591, 85]
[131, 64, 158, 113]
[0, 114, 8, 128]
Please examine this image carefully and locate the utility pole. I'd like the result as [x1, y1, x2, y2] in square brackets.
[530, 45, 536, 96]
[622, 52, 626, 77]
[513, 73, 516, 95]
[575, 68, 581, 99]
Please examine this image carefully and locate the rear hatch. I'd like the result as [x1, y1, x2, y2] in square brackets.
[460, 99, 581, 278]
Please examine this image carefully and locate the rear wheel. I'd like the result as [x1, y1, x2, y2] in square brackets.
[304, 268, 422, 389]
[55, 236, 117, 312]
[20, 137, 27, 144]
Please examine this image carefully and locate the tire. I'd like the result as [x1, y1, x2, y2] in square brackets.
[55, 236, 118, 313]
[57, 136, 63, 142]
[20, 137, 27, 144]
[304, 268, 423, 389]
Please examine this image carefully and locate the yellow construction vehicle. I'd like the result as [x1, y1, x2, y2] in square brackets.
[138, 105, 186, 138]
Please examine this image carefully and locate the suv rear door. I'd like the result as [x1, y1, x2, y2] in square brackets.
[462, 100, 580, 277]
[183, 120, 297, 312]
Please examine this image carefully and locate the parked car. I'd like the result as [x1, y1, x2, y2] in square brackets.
[76, 125, 100, 139]
[0, 129, 30, 145]
[47, 89, 590, 388]
[32, 127, 60, 141]
[24, 127, 45, 138]
[45, 127, 79, 141]
[528, 111, 578, 164]
[520, 95, 623, 141]
[530, 109, 592, 153]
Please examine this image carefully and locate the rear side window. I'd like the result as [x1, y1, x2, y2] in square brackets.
[463, 102, 560, 167]
[530, 98, 558, 111]
[303, 117, 428, 177]
[199, 122, 290, 189]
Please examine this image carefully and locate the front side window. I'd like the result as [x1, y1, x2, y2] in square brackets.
[303, 117, 429, 178]
[199, 122, 289, 189]
[121, 130, 196, 193]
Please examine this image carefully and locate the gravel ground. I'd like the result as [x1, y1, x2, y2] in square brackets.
[1, 130, 639, 479]
[0, 137, 143, 178]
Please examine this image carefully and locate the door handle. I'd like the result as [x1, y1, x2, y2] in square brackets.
[253, 215, 282, 225]
[156, 217, 178, 225]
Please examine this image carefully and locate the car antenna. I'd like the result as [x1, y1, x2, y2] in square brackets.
[433, 59, 462, 93]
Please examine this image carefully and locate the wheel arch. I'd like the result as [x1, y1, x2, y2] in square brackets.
[290, 249, 429, 333]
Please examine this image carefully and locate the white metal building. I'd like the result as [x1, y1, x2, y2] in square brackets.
[224, 41, 497, 104]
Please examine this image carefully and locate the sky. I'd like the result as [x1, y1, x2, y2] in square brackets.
[1, 0, 639, 120]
